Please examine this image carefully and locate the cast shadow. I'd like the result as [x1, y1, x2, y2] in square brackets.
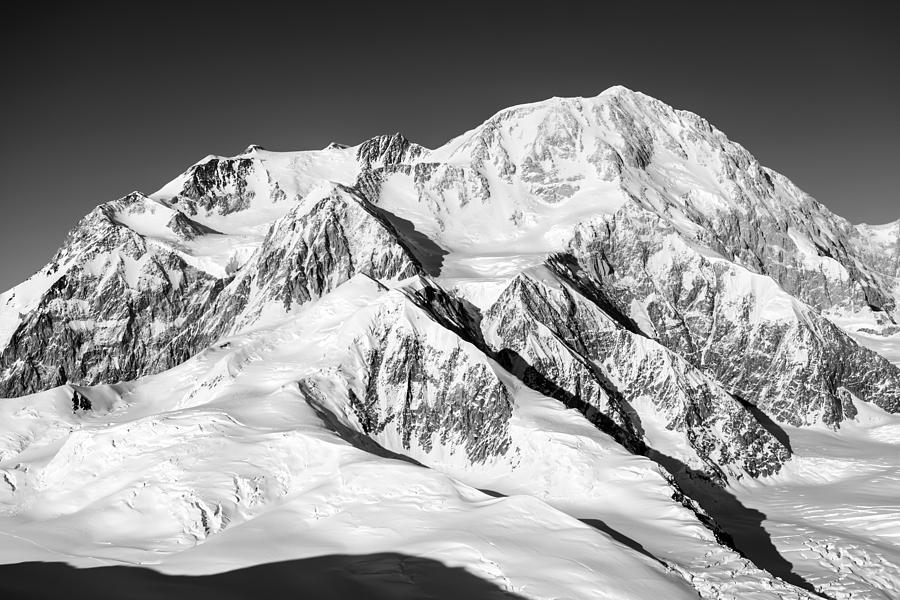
[479, 488, 668, 569]
[0, 553, 527, 600]
[493, 347, 646, 455]
[368, 204, 448, 276]
[649, 452, 831, 599]
[300, 381, 425, 467]
[492, 346, 830, 599]
[732, 393, 794, 453]
[578, 519, 669, 568]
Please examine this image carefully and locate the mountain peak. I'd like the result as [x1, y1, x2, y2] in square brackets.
[601, 84, 637, 96]
[1, 87, 898, 600]
[356, 132, 424, 168]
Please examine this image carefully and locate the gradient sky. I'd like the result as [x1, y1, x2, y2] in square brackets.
[2, 2, 897, 291]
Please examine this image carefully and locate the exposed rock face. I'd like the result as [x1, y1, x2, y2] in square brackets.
[581, 89, 896, 320]
[356, 133, 424, 169]
[480, 262, 790, 479]
[70, 388, 92, 413]
[246, 186, 421, 309]
[632, 166, 897, 320]
[0, 185, 422, 397]
[172, 157, 257, 214]
[566, 202, 900, 427]
[167, 157, 266, 215]
[0, 196, 225, 397]
[189, 185, 424, 341]
[301, 286, 514, 464]
[157, 150, 300, 217]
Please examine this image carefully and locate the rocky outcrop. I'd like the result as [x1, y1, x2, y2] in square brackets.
[566, 202, 900, 427]
[0, 184, 423, 398]
[159, 152, 293, 216]
[171, 157, 259, 215]
[300, 283, 514, 464]
[186, 184, 424, 342]
[599, 89, 897, 320]
[0, 196, 225, 397]
[356, 133, 424, 170]
[480, 263, 790, 479]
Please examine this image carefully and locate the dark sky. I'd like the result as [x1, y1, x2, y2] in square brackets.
[2, 2, 897, 291]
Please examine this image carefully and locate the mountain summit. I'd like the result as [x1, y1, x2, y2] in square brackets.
[1, 87, 898, 599]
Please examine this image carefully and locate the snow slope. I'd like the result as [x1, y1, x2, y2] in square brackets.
[732, 400, 900, 599]
[0, 86, 897, 599]
[0, 277, 721, 599]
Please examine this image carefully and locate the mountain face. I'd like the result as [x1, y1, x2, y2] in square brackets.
[480, 262, 791, 480]
[1, 86, 898, 600]
[0, 192, 226, 397]
[566, 203, 900, 427]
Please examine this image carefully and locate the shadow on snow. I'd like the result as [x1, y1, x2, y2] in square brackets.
[0, 553, 527, 600]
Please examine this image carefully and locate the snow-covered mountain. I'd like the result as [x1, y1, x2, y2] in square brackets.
[1, 86, 898, 599]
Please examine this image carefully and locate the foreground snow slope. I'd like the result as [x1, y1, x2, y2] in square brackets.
[1, 277, 812, 599]
[0, 85, 897, 599]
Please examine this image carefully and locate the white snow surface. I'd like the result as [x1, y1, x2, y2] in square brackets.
[732, 399, 900, 599]
[0, 278, 703, 599]
[0, 85, 897, 599]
